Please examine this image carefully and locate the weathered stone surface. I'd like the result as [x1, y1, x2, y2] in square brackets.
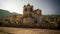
[23, 17, 35, 24]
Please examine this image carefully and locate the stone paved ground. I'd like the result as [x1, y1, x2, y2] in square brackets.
[0, 27, 60, 34]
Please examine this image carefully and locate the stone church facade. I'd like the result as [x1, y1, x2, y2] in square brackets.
[3, 4, 44, 25]
[2, 4, 60, 28]
[22, 4, 44, 24]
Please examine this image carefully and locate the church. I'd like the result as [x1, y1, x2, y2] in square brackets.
[22, 4, 44, 24]
[2, 4, 59, 28]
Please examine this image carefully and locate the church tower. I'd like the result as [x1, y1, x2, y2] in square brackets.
[23, 4, 35, 24]
[36, 9, 42, 16]
[23, 4, 33, 18]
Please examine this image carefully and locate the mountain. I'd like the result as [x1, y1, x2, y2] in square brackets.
[0, 9, 22, 21]
[0, 9, 11, 20]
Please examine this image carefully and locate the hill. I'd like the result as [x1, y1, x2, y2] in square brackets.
[0, 9, 11, 20]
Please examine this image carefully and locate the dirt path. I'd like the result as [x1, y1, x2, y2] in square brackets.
[0, 27, 60, 34]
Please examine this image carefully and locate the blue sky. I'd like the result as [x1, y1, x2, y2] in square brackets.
[0, 0, 60, 15]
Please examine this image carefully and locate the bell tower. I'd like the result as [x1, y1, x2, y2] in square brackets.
[23, 4, 33, 17]
[36, 9, 42, 16]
